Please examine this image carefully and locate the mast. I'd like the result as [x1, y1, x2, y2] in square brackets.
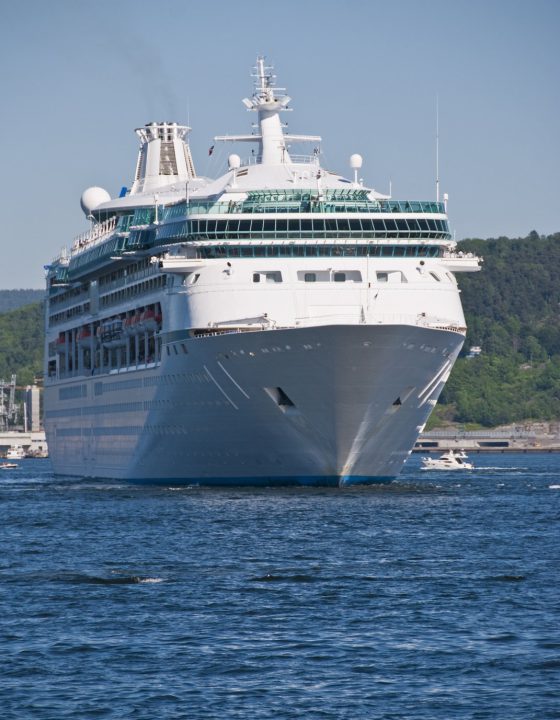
[245, 57, 291, 164]
[436, 95, 440, 203]
[214, 57, 321, 165]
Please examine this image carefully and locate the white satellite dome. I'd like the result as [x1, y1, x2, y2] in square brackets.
[349, 153, 363, 169]
[228, 153, 241, 170]
[80, 186, 111, 216]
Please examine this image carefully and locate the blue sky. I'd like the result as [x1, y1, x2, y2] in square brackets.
[1, 0, 558, 288]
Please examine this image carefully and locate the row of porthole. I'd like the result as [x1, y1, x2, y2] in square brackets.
[218, 342, 323, 360]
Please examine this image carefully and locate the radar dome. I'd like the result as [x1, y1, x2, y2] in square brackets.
[349, 154, 363, 169]
[228, 154, 241, 170]
[80, 187, 111, 216]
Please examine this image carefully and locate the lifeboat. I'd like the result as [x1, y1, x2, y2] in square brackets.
[124, 315, 140, 335]
[139, 308, 162, 332]
[77, 327, 93, 348]
[54, 334, 67, 354]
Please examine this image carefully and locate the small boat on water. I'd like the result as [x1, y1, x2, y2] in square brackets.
[0, 462, 19, 470]
[421, 450, 474, 471]
[5, 445, 25, 460]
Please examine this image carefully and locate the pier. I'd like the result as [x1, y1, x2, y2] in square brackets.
[415, 424, 560, 453]
[0, 431, 47, 457]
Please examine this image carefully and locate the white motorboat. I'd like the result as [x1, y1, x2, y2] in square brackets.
[1, 462, 19, 470]
[5, 445, 25, 460]
[421, 450, 473, 470]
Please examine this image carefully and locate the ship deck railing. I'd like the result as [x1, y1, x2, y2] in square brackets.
[442, 251, 478, 259]
[70, 216, 117, 257]
[368, 313, 466, 333]
[240, 153, 320, 167]
[161, 194, 447, 220]
[48, 287, 90, 313]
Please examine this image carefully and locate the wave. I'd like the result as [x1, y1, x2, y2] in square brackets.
[250, 573, 318, 583]
[54, 572, 164, 586]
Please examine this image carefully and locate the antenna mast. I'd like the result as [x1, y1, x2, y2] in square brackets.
[436, 95, 440, 203]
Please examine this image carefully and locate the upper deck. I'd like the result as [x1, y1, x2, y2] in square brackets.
[46, 57, 465, 288]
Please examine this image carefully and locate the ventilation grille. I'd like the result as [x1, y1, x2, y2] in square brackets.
[160, 142, 178, 176]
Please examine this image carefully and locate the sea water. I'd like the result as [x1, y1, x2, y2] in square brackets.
[1, 454, 559, 719]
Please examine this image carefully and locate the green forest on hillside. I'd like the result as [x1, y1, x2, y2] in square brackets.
[431, 231, 560, 427]
[1, 231, 560, 427]
[0, 289, 43, 314]
[0, 302, 43, 386]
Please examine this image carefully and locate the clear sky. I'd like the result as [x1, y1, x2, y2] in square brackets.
[1, 0, 558, 288]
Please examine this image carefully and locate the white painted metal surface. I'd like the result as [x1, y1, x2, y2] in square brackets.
[43, 57, 481, 485]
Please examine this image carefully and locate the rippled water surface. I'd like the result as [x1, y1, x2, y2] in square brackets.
[1, 454, 559, 719]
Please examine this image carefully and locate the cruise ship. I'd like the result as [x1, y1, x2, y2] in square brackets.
[43, 58, 481, 485]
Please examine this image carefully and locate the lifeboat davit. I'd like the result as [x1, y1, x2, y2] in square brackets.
[101, 318, 126, 347]
[139, 308, 161, 332]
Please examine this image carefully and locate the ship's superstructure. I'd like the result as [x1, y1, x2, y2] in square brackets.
[44, 58, 481, 485]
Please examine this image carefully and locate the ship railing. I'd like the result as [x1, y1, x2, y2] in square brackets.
[241, 153, 320, 167]
[98, 262, 161, 298]
[442, 251, 477, 259]
[161, 196, 447, 219]
[70, 216, 118, 256]
[369, 312, 466, 333]
[49, 248, 70, 267]
[189, 326, 286, 339]
[48, 288, 90, 313]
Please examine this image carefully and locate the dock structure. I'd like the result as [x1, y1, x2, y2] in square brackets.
[415, 424, 560, 453]
[0, 431, 47, 457]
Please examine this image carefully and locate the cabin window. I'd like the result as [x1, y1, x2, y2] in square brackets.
[429, 272, 441, 282]
[376, 272, 388, 283]
[253, 273, 261, 283]
[304, 273, 316, 283]
[333, 272, 346, 282]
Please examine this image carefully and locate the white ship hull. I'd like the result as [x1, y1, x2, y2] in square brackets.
[44, 324, 462, 485]
[43, 60, 480, 486]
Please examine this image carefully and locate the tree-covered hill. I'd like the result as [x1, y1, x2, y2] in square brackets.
[432, 231, 560, 427]
[0, 289, 43, 314]
[459, 231, 560, 355]
[0, 302, 44, 386]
